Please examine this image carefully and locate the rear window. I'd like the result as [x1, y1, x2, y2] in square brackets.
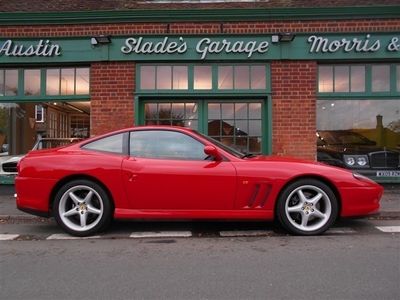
[82, 133, 124, 154]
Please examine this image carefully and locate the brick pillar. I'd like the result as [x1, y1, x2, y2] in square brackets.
[271, 61, 317, 161]
[90, 62, 135, 136]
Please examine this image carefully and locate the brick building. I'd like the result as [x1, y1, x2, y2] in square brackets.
[0, 0, 399, 182]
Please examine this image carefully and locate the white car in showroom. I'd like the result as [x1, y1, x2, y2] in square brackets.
[0, 138, 81, 184]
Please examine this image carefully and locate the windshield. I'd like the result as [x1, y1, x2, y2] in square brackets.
[196, 131, 245, 158]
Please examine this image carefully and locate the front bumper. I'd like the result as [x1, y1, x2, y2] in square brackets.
[353, 169, 400, 183]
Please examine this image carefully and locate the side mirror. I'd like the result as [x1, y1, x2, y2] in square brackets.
[204, 145, 222, 161]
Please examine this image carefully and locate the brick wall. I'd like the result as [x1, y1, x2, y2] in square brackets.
[271, 61, 317, 160]
[90, 62, 135, 136]
[0, 19, 399, 36]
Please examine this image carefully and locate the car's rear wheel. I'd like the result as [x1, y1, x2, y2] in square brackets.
[53, 180, 112, 237]
[277, 179, 338, 235]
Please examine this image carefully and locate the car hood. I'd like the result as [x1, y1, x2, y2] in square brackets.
[246, 155, 319, 165]
[0, 155, 24, 164]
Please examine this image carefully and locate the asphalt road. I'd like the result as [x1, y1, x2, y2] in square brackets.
[1, 184, 399, 299]
[1, 231, 399, 300]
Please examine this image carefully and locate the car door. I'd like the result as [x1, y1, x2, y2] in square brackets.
[121, 129, 237, 210]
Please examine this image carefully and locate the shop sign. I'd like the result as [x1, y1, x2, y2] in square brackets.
[0, 33, 398, 64]
[307, 34, 400, 54]
[121, 36, 270, 59]
[0, 39, 61, 57]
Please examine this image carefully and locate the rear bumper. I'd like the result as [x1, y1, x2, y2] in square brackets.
[15, 176, 57, 216]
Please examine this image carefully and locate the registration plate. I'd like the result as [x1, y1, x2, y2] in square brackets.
[376, 171, 400, 177]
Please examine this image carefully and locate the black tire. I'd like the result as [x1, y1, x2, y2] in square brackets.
[276, 179, 338, 235]
[53, 179, 113, 237]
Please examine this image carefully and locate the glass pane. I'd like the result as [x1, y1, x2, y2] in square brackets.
[208, 119, 221, 136]
[249, 120, 262, 136]
[350, 66, 365, 92]
[249, 137, 261, 153]
[208, 103, 220, 119]
[249, 103, 262, 119]
[156, 66, 172, 90]
[5, 69, 18, 96]
[60, 68, 75, 95]
[235, 120, 248, 135]
[158, 103, 171, 119]
[317, 100, 400, 165]
[140, 66, 156, 90]
[250, 65, 266, 89]
[75, 68, 90, 94]
[0, 70, 4, 96]
[185, 120, 198, 130]
[236, 137, 248, 153]
[194, 66, 212, 90]
[234, 66, 250, 89]
[171, 103, 185, 120]
[372, 65, 390, 92]
[221, 103, 234, 119]
[221, 120, 234, 136]
[185, 103, 198, 120]
[218, 66, 233, 89]
[24, 69, 41, 96]
[172, 66, 188, 90]
[235, 103, 247, 119]
[318, 66, 333, 93]
[397, 66, 400, 92]
[83, 133, 124, 154]
[46, 69, 60, 95]
[130, 130, 206, 160]
[334, 66, 349, 92]
[145, 103, 158, 119]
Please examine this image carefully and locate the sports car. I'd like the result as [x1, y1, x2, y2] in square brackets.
[16, 126, 383, 236]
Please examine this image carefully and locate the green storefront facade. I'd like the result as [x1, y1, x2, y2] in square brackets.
[0, 2, 400, 183]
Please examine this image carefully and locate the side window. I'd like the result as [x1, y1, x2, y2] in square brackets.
[82, 133, 124, 154]
[130, 130, 207, 160]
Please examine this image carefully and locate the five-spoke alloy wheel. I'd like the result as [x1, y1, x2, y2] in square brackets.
[277, 179, 338, 235]
[53, 180, 112, 236]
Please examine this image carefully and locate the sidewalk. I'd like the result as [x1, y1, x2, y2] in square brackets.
[0, 184, 399, 219]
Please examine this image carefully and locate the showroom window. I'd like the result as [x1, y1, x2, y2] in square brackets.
[317, 63, 400, 178]
[0, 67, 90, 99]
[318, 64, 399, 94]
[138, 63, 269, 92]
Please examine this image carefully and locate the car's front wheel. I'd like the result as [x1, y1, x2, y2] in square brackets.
[277, 179, 338, 235]
[53, 179, 112, 237]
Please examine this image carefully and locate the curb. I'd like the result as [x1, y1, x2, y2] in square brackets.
[1, 212, 399, 223]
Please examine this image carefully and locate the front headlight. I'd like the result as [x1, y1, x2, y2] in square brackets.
[345, 156, 356, 166]
[344, 155, 369, 167]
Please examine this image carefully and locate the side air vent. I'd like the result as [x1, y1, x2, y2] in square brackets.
[246, 183, 272, 208]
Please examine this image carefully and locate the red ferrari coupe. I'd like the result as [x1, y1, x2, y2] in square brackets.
[16, 126, 383, 236]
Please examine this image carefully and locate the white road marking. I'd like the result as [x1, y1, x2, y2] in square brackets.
[46, 234, 101, 240]
[219, 230, 273, 237]
[327, 228, 356, 234]
[129, 231, 192, 238]
[376, 226, 400, 233]
[0, 234, 19, 240]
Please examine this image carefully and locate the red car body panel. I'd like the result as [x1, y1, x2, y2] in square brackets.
[15, 126, 383, 222]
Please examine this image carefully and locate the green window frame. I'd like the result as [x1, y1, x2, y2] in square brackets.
[317, 63, 400, 98]
[0, 67, 90, 102]
[135, 63, 272, 155]
[137, 63, 271, 94]
[136, 98, 271, 155]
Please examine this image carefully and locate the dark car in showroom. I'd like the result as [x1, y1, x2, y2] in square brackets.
[317, 130, 400, 182]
